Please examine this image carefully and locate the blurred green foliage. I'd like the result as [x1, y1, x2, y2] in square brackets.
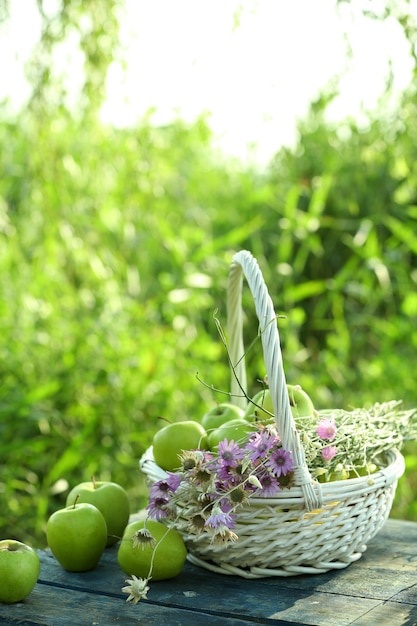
[1, 0, 417, 547]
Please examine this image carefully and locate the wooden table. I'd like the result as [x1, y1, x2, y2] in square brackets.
[2, 518, 417, 625]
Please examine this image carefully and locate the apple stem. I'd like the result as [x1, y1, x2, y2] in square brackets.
[6, 543, 19, 552]
[73, 493, 80, 508]
[91, 475, 97, 489]
[158, 416, 172, 424]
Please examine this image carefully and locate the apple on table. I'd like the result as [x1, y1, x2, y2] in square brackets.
[0, 540, 40, 604]
[66, 477, 130, 546]
[117, 519, 187, 581]
[46, 501, 107, 572]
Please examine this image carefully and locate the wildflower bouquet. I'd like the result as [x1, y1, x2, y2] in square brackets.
[147, 425, 295, 545]
[140, 250, 417, 578]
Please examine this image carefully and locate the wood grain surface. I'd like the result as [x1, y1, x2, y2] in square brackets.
[1, 518, 417, 625]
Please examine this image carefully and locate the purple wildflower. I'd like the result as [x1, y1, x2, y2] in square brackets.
[321, 445, 337, 462]
[166, 472, 183, 491]
[205, 507, 236, 531]
[147, 496, 169, 520]
[216, 461, 247, 485]
[217, 439, 245, 465]
[316, 418, 337, 442]
[255, 471, 281, 497]
[244, 430, 276, 462]
[219, 497, 234, 513]
[214, 439, 247, 484]
[266, 448, 293, 477]
[149, 473, 181, 499]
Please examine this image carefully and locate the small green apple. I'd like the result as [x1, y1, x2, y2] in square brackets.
[287, 384, 315, 423]
[349, 463, 378, 479]
[244, 389, 274, 422]
[201, 402, 245, 432]
[117, 520, 187, 581]
[245, 385, 315, 425]
[207, 418, 257, 450]
[152, 420, 209, 471]
[317, 467, 350, 483]
[0, 540, 40, 604]
[66, 478, 130, 546]
[46, 502, 107, 572]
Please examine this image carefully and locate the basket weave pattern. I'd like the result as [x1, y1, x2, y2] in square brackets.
[140, 250, 405, 577]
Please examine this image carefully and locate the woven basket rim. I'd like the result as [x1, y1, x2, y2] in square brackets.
[140, 445, 405, 504]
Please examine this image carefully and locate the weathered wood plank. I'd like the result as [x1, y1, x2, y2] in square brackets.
[1, 518, 417, 625]
[347, 601, 417, 626]
[0, 583, 267, 625]
[0, 579, 382, 626]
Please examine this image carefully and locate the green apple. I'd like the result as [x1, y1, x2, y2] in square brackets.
[201, 402, 245, 432]
[317, 467, 350, 483]
[244, 389, 274, 422]
[66, 478, 130, 546]
[287, 384, 315, 423]
[0, 540, 40, 604]
[245, 385, 315, 425]
[117, 520, 187, 581]
[152, 420, 209, 471]
[349, 463, 378, 479]
[46, 502, 107, 572]
[207, 418, 257, 450]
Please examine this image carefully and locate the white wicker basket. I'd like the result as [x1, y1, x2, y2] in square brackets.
[140, 250, 405, 578]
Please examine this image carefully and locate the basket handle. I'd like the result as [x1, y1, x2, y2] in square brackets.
[227, 250, 322, 511]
